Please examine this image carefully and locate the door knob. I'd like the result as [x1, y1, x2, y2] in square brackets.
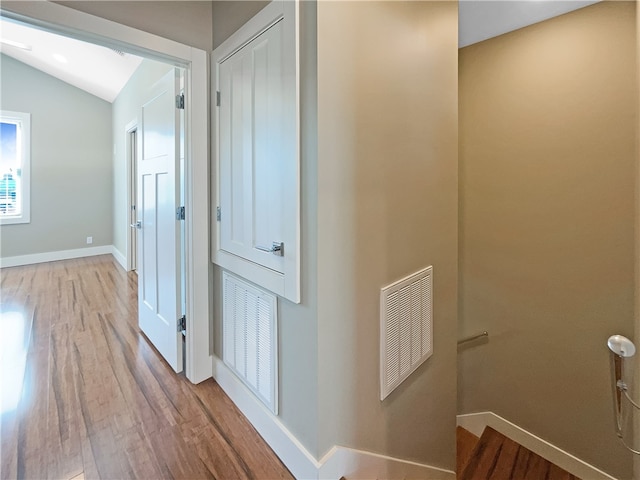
[130, 221, 142, 229]
[256, 241, 284, 257]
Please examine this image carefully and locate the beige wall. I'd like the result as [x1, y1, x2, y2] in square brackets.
[211, 0, 459, 467]
[317, 1, 458, 468]
[54, 1, 213, 51]
[635, 1, 640, 477]
[458, 2, 636, 478]
[212, 1, 269, 49]
[0, 55, 113, 258]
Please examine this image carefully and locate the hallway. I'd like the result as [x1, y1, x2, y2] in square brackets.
[0, 255, 293, 480]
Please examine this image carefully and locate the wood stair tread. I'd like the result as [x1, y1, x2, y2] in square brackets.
[457, 426, 480, 476]
[459, 427, 580, 480]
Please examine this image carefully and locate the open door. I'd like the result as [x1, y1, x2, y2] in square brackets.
[136, 68, 183, 372]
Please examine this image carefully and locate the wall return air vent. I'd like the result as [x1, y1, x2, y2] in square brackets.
[380, 266, 434, 400]
[223, 271, 278, 414]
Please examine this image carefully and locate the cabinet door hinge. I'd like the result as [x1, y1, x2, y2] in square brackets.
[176, 93, 185, 109]
[216, 91, 221, 107]
[178, 315, 186, 335]
[216, 206, 221, 222]
[176, 206, 185, 221]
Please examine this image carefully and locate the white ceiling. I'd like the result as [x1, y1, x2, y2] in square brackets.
[0, 19, 143, 103]
[0, 1, 602, 102]
[459, 0, 601, 48]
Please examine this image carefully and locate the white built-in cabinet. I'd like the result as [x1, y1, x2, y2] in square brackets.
[212, 0, 300, 303]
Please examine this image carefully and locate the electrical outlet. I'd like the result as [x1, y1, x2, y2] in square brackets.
[86, 236, 93, 245]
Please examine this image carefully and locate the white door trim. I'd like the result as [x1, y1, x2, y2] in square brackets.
[125, 119, 138, 272]
[183, 49, 212, 383]
[0, 2, 212, 384]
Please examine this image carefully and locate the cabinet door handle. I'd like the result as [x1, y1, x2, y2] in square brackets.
[256, 242, 284, 257]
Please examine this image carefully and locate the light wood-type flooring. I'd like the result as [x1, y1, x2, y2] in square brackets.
[0, 255, 294, 480]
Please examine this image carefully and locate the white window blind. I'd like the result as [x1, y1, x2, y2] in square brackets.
[0, 110, 31, 225]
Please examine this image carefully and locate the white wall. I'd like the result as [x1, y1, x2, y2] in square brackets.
[0, 54, 113, 258]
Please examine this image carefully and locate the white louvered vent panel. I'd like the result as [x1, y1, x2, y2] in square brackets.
[411, 282, 422, 364]
[244, 290, 258, 388]
[398, 287, 411, 377]
[223, 272, 278, 414]
[385, 292, 400, 388]
[257, 298, 272, 400]
[223, 276, 236, 369]
[380, 266, 434, 401]
[234, 286, 247, 376]
[421, 275, 433, 359]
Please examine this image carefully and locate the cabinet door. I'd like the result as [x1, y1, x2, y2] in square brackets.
[219, 20, 284, 274]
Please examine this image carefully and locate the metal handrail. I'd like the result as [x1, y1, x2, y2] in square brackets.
[457, 331, 488, 345]
[607, 335, 640, 455]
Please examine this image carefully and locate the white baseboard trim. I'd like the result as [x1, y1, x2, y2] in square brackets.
[457, 412, 617, 480]
[212, 355, 456, 480]
[111, 246, 127, 271]
[212, 355, 319, 479]
[318, 446, 455, 480]
[0, 245, 114, 268]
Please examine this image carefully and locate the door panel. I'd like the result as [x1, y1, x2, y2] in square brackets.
[219, 20, 285, 273]
[141, 173, 157, 308]
[137, 68, 182, 372]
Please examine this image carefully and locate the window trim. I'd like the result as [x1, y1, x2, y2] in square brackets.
[0, 110, 31, 225]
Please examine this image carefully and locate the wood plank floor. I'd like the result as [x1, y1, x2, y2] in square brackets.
[459, 427, 579, 480]
[0, 255, 294, 480]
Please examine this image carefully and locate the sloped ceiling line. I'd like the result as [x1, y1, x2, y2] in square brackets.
[0, 18, 143, 103]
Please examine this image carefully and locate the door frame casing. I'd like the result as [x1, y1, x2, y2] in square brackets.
[0, 1, 212, 383]
[125, 119, 138, 272]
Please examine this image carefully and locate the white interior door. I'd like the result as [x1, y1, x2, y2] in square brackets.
[137, 68, 182, 372]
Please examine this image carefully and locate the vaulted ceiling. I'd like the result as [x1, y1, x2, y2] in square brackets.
[0, 18, 143, 103]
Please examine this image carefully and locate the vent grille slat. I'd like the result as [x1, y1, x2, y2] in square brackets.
[422, 275, 433, 358]
[245, 291, 258, 388]
[385, 292, 400, 387]
[223, 272, 278, 414]
[257, 297, 272, 399]
[411, 281, 422, 364]
[399, 286, 412, 377]
[380, 266, 434, 400]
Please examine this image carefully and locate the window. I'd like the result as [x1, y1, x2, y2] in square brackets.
[0, 111, 30, 225]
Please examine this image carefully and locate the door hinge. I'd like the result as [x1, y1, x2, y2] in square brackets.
[178, 315, 186, 335]
[176, 93, 185, 109]
[176, 206, 185, 220]
[216, 91, 221, 107]
[216, 206, 221, 222]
